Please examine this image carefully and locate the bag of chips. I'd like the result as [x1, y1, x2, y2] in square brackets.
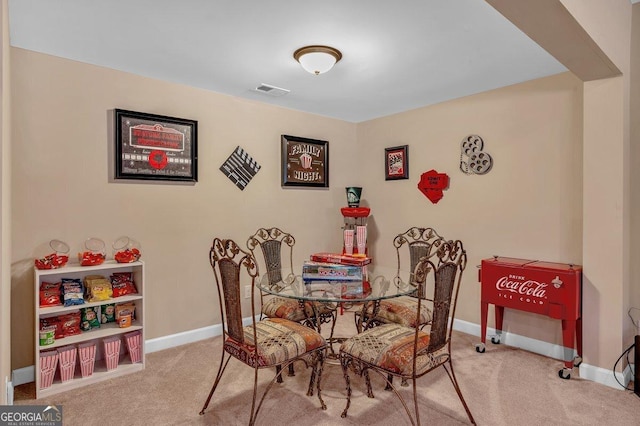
[59, 311, 82, 337]
[80, 307, 101, 331]
[61, 278, 84, 307]
[84, 275, 112, 302]
[39, 282, 62, 307]
[115, 302, 136, 323]
[101, 304, 116, 324]
[111, 272, 137, 297]
[40, 316, 63, 339]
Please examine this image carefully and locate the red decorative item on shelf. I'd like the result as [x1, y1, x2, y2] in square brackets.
[113, 236, 142, 263]
[34, 239, 70, 270]
[79, 237, 106, 266]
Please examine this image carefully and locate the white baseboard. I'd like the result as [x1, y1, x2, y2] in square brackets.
[12, 366, 33, 388]
[12, 317, 631, 392]
[13, 316, 258, 386]
[5, 376, 13, 405]
[145, 323, 223, 354]
[452, 318, 631, 391]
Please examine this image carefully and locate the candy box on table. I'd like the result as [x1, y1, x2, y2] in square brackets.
[310, 252, 372, 266]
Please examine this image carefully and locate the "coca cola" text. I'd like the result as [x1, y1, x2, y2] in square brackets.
[495, 275, 547, 299]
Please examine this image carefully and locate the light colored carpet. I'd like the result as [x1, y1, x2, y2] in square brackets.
[15, 311, 639, 425]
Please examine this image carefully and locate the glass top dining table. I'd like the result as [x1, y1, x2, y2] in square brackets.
[257, 265, 418, 303]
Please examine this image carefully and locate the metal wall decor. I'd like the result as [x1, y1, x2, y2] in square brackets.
[219, 146, 261, 190]
[460, 134, 493, 175]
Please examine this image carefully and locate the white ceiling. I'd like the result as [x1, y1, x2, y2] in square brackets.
[6, 0, 576, 123]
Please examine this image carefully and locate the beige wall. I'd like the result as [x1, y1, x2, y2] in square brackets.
[10, 48, 358, 368]
[631, 3, 640, 334]
[7, 1, 636, 379]
[11, 48, 585, 369]
[487, 0, 634, 374]
[1, 0, 11, 404]
[558, 0, 634, 364]
[357, 72, 583, 338]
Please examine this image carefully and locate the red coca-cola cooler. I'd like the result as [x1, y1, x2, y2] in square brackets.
[477, 256, 582, 379]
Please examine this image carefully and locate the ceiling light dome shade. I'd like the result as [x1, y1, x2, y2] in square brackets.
[294, 45, 342, 75]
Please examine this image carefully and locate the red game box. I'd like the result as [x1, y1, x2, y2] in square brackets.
[310, 252, 372, 266]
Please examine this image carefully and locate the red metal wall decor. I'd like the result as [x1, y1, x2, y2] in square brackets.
[418, 170, 449, 203]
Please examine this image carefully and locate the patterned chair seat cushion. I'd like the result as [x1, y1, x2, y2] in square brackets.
[366, 296, 433, 328]
[262, 296, 334, 322]
[340, 323, 449, 376]
[224, 318, 326, 368]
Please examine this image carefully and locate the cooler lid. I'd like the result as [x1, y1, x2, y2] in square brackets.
[527, 261, 582, 272]
[482, 256, 536, 267]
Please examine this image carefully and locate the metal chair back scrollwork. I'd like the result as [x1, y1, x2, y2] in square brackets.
[357, 227, 443, 333]
[199, 238, 327, 425]
[394, 227, 444, 298]
[247, 227, 337, 378]
[247, 227, 295, 293]
[339, 237, 476, 425]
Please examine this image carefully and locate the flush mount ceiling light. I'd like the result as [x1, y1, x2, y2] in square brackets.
[293, 45, 342, 75]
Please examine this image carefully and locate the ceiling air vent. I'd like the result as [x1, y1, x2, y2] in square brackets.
[253, 83, 290, 97]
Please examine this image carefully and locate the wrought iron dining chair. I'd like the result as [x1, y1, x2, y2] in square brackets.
[247, 227, 337, 345]
[339, 238, 476, 425]
[356, 227, 442, 332]
[199, 238, 327, 425]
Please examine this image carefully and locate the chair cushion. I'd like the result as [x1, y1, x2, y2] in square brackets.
[367, 296, 432, 328]
[262, 296, 334, 322]
[340, 323, 448, 376]
[224, 318, 326, 368]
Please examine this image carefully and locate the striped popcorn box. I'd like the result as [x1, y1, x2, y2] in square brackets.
[103, 336, 121, 371]
[78, 341, 97, 378]
[39, 350, 59, 389]
[356, 225, 367, 255]
[56, 345, 77, 383]
[343, 229, 354, 255]
[124, 330, 142, 363]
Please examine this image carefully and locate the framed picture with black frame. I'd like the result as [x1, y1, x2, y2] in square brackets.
[385, 145, 409, 180]
[115, 109, 198, 182]
[281, 134, 329, 188]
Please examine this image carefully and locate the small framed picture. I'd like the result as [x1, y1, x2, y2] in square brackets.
[281, 135, 329, 188]
[115, 109, 198, 182]
[385, 145, 409, 180]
